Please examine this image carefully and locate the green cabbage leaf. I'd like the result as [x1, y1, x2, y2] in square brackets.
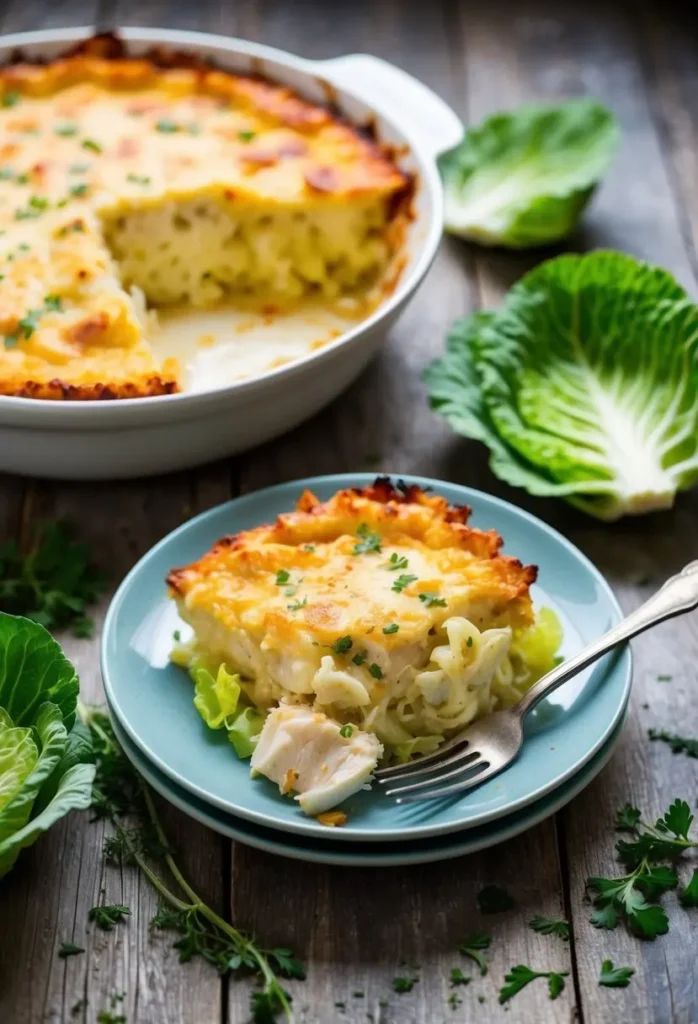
[0, 613, 95, 878]
[426, 251, 698, 520]
[439, 99, 619, 248]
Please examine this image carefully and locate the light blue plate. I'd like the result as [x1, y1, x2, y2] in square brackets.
[102, 473, 632, 843]
[109, 707, 626, 866]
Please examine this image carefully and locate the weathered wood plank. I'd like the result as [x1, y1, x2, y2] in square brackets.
[451, 5, 698, 1024]
[0, 473, 230, 1024]
[223, 3, 573, 1022]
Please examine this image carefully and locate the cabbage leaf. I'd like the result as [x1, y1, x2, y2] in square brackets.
[426, 251, 698, 520]
[439, 99, 619, 248]
[227, 707, 265, 759]
[192, 663, 241, 729]
[0, 615, 95, 878]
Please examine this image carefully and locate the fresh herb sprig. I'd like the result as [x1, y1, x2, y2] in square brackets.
[0, 521, 106, 636]
[499, 964, 568, 1003]
[457, 933, 491, 975]
[529, 916, 570, 940]
[84, 708, 302, 1022]
[587, 799, 698, 939]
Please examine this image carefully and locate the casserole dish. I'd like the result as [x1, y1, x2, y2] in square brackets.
[0, 27, 463, 479]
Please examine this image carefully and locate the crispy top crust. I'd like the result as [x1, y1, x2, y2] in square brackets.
[0, 34, 410, 400]
[168, 479, 537, 650]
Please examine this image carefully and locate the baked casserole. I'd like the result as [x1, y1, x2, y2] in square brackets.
[168, 478, 562, 814]
[0, 35, 412, 400]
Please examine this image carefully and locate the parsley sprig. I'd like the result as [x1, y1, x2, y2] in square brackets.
[0, 521, 107, 635]
[528, 916, 570, 940]
[84, 709, 301, 1022]
[587, 799, 698, 939]
[599, 959, 634, 987]
[352, 524, 382, 555]
[457, 933, 490, 975]
[499, 964, 568, 1003]
[89, 904, 131, 931]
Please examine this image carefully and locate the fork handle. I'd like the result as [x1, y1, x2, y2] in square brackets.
[515, 559, 698, 717]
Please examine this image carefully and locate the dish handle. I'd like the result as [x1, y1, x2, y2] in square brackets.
[314, 53, 463, 159]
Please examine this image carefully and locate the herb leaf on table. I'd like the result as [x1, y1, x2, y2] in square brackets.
[648, 729, 698, 758]
[679, 869, 698, 908]
[0, 522, 107, 636]
[529, 916, 570, 940]
[588, 798, 698, 938]
[457, 933, 491, 975]
[599, 959, 634, 987]
[88, 904, 131, 931]
[499, 964, 568, 1003]
[84, 709, 301, 1023]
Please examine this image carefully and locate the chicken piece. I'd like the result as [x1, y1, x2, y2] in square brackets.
[250, 704, 382, 815]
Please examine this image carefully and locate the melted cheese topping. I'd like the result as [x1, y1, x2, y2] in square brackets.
[168, 480, 536, 704]
[0, 44, 410, 399]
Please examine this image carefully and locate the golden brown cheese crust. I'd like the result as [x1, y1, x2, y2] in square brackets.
[0, 34, 412, 400]
[168, 479, 537, 652]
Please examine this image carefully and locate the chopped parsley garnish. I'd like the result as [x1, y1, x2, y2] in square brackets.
[339, 724, 354, 739]
[0, 167, 13, 180]
[156, 119, 180, 133]
[457, 934, 490, 976]
[238, 130, 257, 142]
[1, 91, 20, 108]
[88, 904, 131, 931]
[449, 967, 470, 986]
[54, 123, 78, 136]
[43, 294, 62, 312]
[332, 635, 353, 655]
[58, 942, 85, 958]
[15, 173, 29, 184]
[418, 592, 447, 608]
[287, 597, 307, 612]
[369, 663, 383, 680]
[274, 569, 290, 585]
[69, 163, 90, 174]
[587, 798, 697, 938]
[172, 629, 181, 642]
[648, 728, 698, 758]
[82, 138, 103, 153]
[657, 674, 673, 681]
[466, 635, 473, 647]
[302, 544, 316, 552]
[499, 965, 568, 1003]
[528, 916, 569, 940]
[383, 623, 399, 634]
[127, 173, 151, 185]
[447, 992, 462, 1010]
[17, 309, 41, 337]
[3, 334, 17, 349]
[598, 960, 634, 988]
[352, 651, 367, 666]
[384, 552, 409, 571]
[477, 885, 515, 914]
[391, 573, 418, 593]
[69, 183, 89, 197]
[352, 523, 382, 555]
[392, 975, 417, 993]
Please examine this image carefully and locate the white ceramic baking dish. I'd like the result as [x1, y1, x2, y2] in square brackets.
[0, 27, 463, 480]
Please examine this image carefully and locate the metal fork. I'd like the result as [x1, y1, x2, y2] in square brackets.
[376, 559, 698, 804]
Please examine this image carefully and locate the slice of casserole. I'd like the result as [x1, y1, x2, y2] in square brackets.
[168, 478, 562, 814]
[0, 35, 411, 399]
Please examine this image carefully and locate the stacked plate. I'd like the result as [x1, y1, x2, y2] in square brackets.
[101, 474, 632, 867]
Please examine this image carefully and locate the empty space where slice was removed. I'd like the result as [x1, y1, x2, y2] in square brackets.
[0, 36, 412, 400]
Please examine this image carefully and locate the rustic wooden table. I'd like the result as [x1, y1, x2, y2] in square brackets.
[1, 1, 697, 1022]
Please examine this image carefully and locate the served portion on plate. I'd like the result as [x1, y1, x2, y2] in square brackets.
[167, 478, 561, 816]
[0, 33, 412, 399]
